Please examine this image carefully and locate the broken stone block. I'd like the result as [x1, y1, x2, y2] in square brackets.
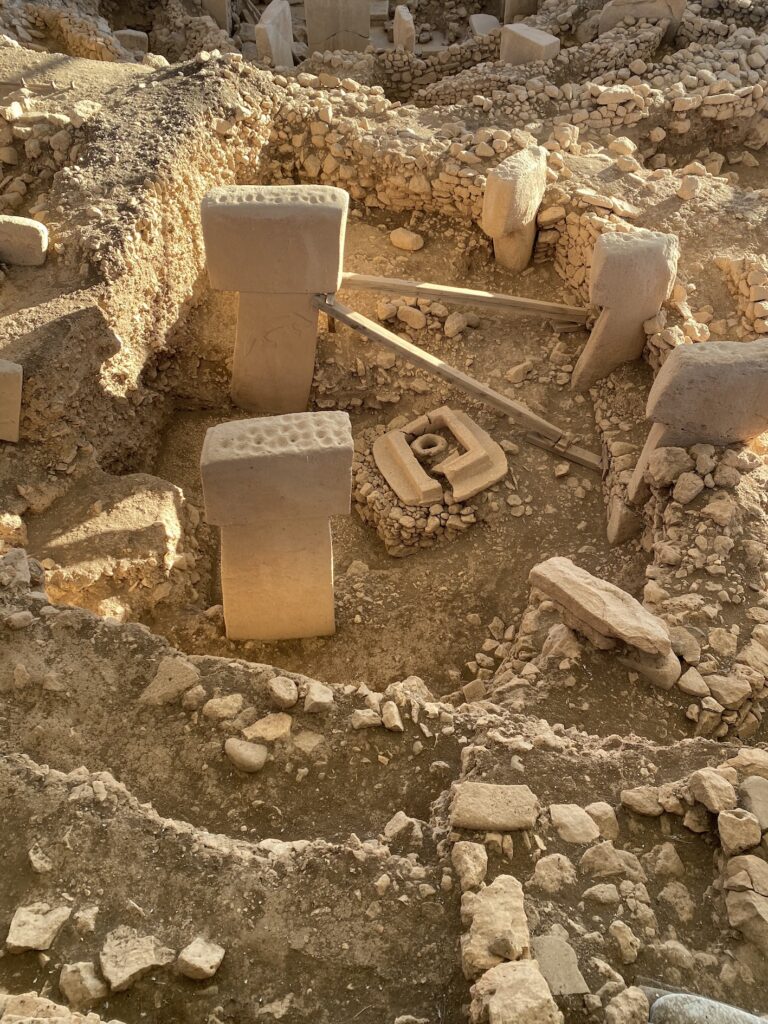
[6, 902, 71, 952]
[452, 841, 488, 891]
[470, 13, 500, 35]
[469, 959, 563, 1024]
[571, 229, 678, 391]
[305, 0, 370, 53]
[0, 214, 48, 265]
[460, 874, 530, 978]
[201, 412, 353, 641]
[529, 556, 671, 655]
[689, 767, 737, 813]
[59, 961, 108, 1008]
[393, 5, 416, 51]
[0, 359, 22, 442]
[499, 24, 560, 65]
[254, 0, 294, 67]
[451, 781, 539, 831]
[176, 937, 225, 979]
[99, 926, 175, 992]
[481, 147, 547, 272]
[138, 656, 201, 706]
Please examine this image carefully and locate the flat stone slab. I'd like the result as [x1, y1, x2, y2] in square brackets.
[531, 934, 590, 996]
[529, 556, 671, 655]
[650, 993, 764, 1024]
[451, 781, 539, 831]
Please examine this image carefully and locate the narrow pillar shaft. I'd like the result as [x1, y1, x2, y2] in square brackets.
[232, 293, 318, 414]
[492, 222, 537, 273]
[220, 517, 335, 641]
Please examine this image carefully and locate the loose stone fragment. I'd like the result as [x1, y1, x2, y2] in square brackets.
[224, 737, 268, 772]
[177, 937, 226, 979]
[451, 782, 539, 831]
[6, 903, 72, 953]
[59, 962, 108, 1008]
[99, 926, 175, 992]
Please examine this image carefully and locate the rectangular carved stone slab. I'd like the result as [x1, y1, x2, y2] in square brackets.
[201, 185, 349, 295]
[0, 359, 22, 442]
[499, 23, 560, 65]
[220, 518, 335, 640]
[201, 411, 353, 526]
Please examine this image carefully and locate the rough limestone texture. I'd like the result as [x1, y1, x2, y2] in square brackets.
[469, 960, 564, 1024]
[571, 229, 678, 391]
[499, 24, 560, 66]
[460, 874, 530, 978]
[59, 962, 109, 1008]
[0, 359, 22, 443]
[138, 656, 201, 706]
[599, 0, 686, 41]
[529, 557, 671, 655]
[176, 937, 226, 979]
[5, 903, 72, 953]
[99, 927, 175, 992]
[451, 781, 539, 831]
[0, 215, 48, 265]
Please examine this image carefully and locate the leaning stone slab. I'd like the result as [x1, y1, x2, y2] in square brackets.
[650, 993, 764, 1024]
[0, 214, 48, 265]
[461, 874, 529, 978]
[451, 781, 539, 831]
[469, 960, 564, 1024]
[6, 902, 71, 952]
[529, 556, 671, 655]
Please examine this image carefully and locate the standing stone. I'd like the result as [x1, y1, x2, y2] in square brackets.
[254, 0, 294, 67]
[305, 0, 370, 53]
[481, 147, 547, 273]
[201, 412, 353, 641]
[393, 5, 416, 50]
[201, 185, 349, 414]
[571, 229, 678, 392]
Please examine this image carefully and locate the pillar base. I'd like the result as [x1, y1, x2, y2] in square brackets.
[492, 222, 536, 273]
[220, 517, 335, 641]
[232, 292, 318, 414]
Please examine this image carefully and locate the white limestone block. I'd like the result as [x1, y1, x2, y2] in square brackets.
[0, 215, 48, 266]
[201, 184, 349, 294]
[254, 0, 294, 67]
[499, 23, 560, 65]
[480, 146, 547, 239]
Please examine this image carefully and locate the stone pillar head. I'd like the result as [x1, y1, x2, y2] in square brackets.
[480, 147, 547, 273]
[201, 184, 349, 296]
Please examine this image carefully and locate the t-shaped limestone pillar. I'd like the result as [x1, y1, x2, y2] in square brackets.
[627, 339, 768, 505]
[201, 411, 354, 641]
[480, 147, 547, 273]
[201, 185, 349, 414]
[305, 0, 370, 53]
[571, 228, 678, 392]
[394, 5, 416, 51]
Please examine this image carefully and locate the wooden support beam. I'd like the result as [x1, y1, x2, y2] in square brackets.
[341, 272, 588, 324]
[313, 296, 603, 474]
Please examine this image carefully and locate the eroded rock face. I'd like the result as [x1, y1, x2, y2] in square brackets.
[460, 875, 530, 978]
[5, 902, 72, 953]
[451, 782, 539, 831]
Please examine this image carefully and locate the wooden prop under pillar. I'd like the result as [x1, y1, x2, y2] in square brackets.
[313, 295, 603, 474]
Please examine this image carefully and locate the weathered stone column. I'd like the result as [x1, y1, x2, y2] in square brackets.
[201, 185, 349, 414]
[571, 228, 679, 392]
[201, 411, 353, 641]
[480, 147, 547, 273]
[627, 339, 768, 505]
[254, 0, 294, 67]
[305, 0, 370, 53]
